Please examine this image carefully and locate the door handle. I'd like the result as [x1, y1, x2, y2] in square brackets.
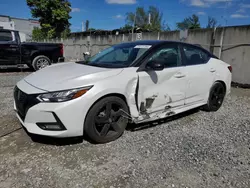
[174, 72, 185, 78]
[210, 68, 216, 72]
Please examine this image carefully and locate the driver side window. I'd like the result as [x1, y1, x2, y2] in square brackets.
[148, 44, 181, 68]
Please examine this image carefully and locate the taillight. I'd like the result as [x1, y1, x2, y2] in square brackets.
[228, 66, 232, 73]
[60, 44, 64, 56]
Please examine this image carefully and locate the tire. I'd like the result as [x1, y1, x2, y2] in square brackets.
[84, 96, 129, 144]
[203, 82, 226, 112]
[32, 55, 51, 71]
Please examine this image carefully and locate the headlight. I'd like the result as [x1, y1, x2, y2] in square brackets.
[37, 86, 92, 102]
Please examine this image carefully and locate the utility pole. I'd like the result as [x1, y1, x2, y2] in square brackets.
[148, 13, 151, 25]
[82, 21, 85, 32]
[132, 11, 136, 41]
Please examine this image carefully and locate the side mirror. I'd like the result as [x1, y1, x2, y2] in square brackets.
[83, 52, 91, 60]
[146, 60, 164, 71]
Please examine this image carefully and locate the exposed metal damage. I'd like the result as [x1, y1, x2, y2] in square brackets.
[131, 78, 177, 123]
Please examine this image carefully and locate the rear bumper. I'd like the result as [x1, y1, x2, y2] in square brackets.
[58, 57, 65, 62]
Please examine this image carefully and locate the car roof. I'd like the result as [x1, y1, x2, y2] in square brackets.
[118, 40, 202, 47]
[117, 40, 218, 59]
[120, 40, 165, 45]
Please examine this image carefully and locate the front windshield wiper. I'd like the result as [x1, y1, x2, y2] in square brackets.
[76, 61, 126, 68]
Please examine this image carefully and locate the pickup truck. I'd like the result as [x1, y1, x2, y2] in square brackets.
[0, 29, 64, 70]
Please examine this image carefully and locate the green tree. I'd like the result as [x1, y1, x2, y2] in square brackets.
[206, 16, 219, 28]
[125, 6, 168, 32]
[27, 0, 71, 39]
[177, 14, 201, 30]
[120, 24, 133, 31]
[88, 28, 96, 32]
[32, 27, 45, 41]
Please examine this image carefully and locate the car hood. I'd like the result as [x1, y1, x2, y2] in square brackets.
[24, 62, 123, 91]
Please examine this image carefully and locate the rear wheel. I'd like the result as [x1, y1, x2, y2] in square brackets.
[84, 96, 129, 144]
[203, 82, 226, 111]
[32, 55, 51, 71]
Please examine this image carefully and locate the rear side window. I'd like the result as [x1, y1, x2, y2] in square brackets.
[183, 45, 209, 65]
[0, 30, 13, 42]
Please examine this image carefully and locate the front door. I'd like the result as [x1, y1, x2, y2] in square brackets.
[137, 43, 187, 114]
[0, 30, 20, 65]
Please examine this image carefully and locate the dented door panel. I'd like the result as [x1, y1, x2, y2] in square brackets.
[137, 67, 187, 114]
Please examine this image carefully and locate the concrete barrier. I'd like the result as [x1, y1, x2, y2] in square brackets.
[38, 25, 250, 85]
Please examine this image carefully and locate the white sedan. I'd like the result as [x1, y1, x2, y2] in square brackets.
[14, 41, 232, 143]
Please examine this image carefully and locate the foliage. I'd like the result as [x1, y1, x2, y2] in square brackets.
[125, 6, 168, 32]
[88, 28, 96, 32]
[27, 0, 71, 39]
[176, 14, 201, 30]
[206, 17, 219, 28]
[120, 24, 133, 31]
[60, 27, 71, 39]
[32, 27, 45, 41]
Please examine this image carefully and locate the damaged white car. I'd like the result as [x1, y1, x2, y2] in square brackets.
[14, 41, 232, 143]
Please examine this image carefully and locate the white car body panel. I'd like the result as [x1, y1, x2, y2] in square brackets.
[137, 66, 187, 113]
[14, 48, 232, 138]
[24, 62, 123, 91]
[184, 63, 215, 105]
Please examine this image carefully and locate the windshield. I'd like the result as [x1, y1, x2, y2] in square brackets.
[78, 43, 152, 68]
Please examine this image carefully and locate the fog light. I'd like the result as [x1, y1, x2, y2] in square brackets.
[37, 123, 63, 131]
[36, 112, 66, 131]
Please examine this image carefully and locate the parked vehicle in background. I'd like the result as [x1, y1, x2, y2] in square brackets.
[14, 40, 232, 143]
[0, 29, 64, 70]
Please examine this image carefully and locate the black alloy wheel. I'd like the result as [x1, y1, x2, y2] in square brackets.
[84, 96, 129, 143]
[203, 82, 226, 111]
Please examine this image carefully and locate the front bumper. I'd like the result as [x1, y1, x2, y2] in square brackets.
[14, 85, 89, 138]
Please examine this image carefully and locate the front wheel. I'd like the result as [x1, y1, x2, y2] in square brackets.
[203, 82, 226, 112]
[84, 96, 129, 144]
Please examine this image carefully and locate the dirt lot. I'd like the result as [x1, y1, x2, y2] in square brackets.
[0, 71, 250, 188]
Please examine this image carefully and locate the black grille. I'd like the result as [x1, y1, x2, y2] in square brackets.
[14, 86, 40, 121]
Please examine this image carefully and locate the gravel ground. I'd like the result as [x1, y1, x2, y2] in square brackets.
[0, 71, 250, 188]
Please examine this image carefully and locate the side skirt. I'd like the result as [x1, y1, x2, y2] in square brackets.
[133, 101, 206, 124]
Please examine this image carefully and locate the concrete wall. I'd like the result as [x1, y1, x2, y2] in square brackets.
[41, 25, 250, 85]
[220, 26, 250, 85]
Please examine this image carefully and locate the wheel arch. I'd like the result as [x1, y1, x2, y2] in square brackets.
[83, 92, 132, 138]
[85, 92, 131, 120]
[215, 80, 227, 91]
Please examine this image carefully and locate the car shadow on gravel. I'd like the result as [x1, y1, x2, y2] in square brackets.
[126, 108, 200, 132]
[24, 108, 200, 146]
[28, 134, 84, 146]
[20, 125, 84, 146]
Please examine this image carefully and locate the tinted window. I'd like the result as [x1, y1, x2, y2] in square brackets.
[100, 48, 131, 62]
[183, 45, 209, 65]
[79, 44, 151, 68]
[149, 45, 180, 68]
[0, 31, 13, 42]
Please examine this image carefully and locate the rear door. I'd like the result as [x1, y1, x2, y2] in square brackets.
[181, 44, 215, 105]
[0, 30, 20, 65]
[137, 43, 187, 114]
